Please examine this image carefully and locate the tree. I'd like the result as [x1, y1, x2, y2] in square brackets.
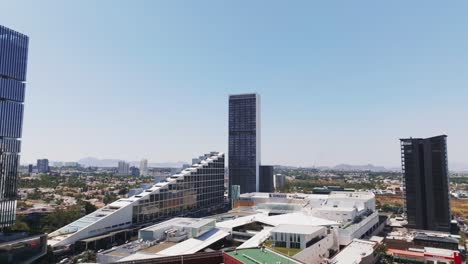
[55, 198, 64, 205]
[380, 204, 393, 213]
[11, 215, 30, 232]
[28, 188, 42, 200]
[40, 206, 82, 233]
[103, 193, 118, 205]
[43, 196, 53, 203]
[375, 243, 388, 263]
[81, 201, 97, 214]
[375, 243, 388, 255]
[460, 231, 467, 249]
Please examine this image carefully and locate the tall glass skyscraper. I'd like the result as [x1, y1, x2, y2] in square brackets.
[400, 135, 451, 232]
[0, 25, 29, 230]
[229, 93, 261, 194]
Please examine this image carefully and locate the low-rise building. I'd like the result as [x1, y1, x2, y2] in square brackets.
[330, 239, 377, 264]
[387, 247, 462, 264]
[385, 228, 462, 251]
[0, 233, 48, 264]
[97, 217, 228, 263]
[274, 174, 286, 190]
[271, 224, 327, 249]
[233, 191, 380, 246]
[139, 218, 216, 242]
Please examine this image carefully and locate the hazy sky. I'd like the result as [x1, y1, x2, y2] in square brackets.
[1, 1, 467, 167]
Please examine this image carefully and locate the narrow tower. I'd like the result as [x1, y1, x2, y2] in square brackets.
[0, 25, 29, 230]
[229, 93, 261, 194]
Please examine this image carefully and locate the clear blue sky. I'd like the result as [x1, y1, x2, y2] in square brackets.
[2, 1, 468, 167]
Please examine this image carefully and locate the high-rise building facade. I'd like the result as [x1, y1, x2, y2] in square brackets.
[139, 159, 148, 176]
[37, 159, 49, 173]
[0, 25, 29, 230]
[259, 165, 274, 193]
[229, 93, 261, 195]
[48, 152, 225, 248]
[274, 174, 286, 190]
[117, 161, 130, 176]
[130, 166, 140, 177]
[400, 135, 451, 232]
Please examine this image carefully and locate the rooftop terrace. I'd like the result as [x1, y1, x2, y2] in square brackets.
[226, 248, 301, 264]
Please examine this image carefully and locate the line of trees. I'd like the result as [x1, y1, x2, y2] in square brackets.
[11, 200, 97, 234]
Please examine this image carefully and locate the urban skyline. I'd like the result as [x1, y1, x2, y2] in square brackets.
[1, 1, 468, 168]
[1, 3, 467, 263]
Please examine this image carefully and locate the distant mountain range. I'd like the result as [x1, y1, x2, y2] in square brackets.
[267, 164, 399, 172]
[77, 157, 189, 168]
[290, 162, 468, 172]
[316, 164, 399, 172]
[57, 157, 468, 172]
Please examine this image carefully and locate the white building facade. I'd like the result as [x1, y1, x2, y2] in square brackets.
[48, 152, 225, 249]
[139, 159, 148, 176]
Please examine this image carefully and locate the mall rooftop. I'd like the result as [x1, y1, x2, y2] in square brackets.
[225, 248, 301, 264]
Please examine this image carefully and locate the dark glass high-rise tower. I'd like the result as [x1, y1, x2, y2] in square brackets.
[0, 25, 29, 230]
[400, 135, 451, 232]
[229, 93, 260, 194]
[259, 165, 274, 193]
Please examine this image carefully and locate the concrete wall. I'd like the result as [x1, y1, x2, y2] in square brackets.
[139, 227, 169, 241]
[293, 231, 338, 264]
[272, 227, 327, 249]
[313, 208, 357, 222]
[338, 212, 379, 245]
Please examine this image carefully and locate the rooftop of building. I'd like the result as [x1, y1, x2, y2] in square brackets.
[115, 228, 229, 262]
[239, 192, 328, 201]
[140, 217, 215, 233]
[424, 247, 458, 258]
[330, 239, 376, 264]
[237, 227, 273, 250]
[316, 206, 357, 212]
[400, 135, 447, 141]
[0, 232, 41, 243]
[271, 224, 325, 235]
[215, 212, 339, 230]
[226, 248, 301, 264]
[95, 217, 228, 262]
[240, 191, 374, 203]
[387, 247, 459, 260]
[214, 211, 339, 250]
[234, 191, 376, 228]
[229, 93, 259, 99]
[207, 209, 259, 221]
[414, 233, 459, 244]
[0, 24, 28, 38]
[386, 228, 460, 243]
[387, 248, 425, 258]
